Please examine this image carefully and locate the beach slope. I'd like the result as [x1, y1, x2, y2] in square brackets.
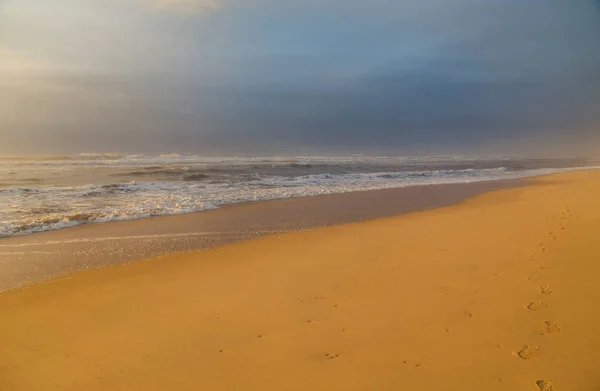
[1, 170, 600, 390]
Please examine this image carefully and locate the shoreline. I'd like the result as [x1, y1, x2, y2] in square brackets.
[1, 170, 600, 390]
[0, 178, 526, 292]
[5, 163, 600, 242]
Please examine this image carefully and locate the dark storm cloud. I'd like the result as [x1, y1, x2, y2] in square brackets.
[2, 0, 600, 155]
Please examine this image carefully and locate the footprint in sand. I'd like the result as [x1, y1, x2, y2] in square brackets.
[540, 264, 551, 270]
[540, 284, 553, 295]
[325, 353, 340, 360]
[518, 345, 539, 360]
[545, 321, 562, 334]
[527, 301, 547, 311]
[537, 380, 555, 391]
[528, 273, 542, 281]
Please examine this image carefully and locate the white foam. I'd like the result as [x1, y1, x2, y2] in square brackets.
[1, 158, 598, 238]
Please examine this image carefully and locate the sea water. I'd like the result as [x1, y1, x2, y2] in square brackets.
[1, 154, 598, 238]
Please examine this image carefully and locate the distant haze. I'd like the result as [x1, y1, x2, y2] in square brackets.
[1, 0, 600, 156]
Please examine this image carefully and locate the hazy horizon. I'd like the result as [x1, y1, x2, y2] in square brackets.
[2, 0, 600, 156]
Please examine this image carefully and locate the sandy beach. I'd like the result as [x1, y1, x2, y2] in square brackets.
[1, 169, 600, 390]
[0, 179, 519, 292]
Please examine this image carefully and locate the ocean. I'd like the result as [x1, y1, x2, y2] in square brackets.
[1, 154, 598, 238]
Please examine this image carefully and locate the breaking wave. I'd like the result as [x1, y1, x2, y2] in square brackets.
[1, 155, 599, 238]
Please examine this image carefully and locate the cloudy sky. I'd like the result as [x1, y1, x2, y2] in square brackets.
[1, 0, 600, 156]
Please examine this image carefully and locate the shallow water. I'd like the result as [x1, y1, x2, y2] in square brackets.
[1, 154, 598, 238]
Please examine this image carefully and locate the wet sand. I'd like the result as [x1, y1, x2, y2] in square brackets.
[0, 179, 521, 291]
[2, 170, 600, 390]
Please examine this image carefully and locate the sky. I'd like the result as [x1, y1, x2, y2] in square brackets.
[1, 0, 600, 156]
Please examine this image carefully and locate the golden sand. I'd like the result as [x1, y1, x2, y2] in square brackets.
[1, 170, 600, 390]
